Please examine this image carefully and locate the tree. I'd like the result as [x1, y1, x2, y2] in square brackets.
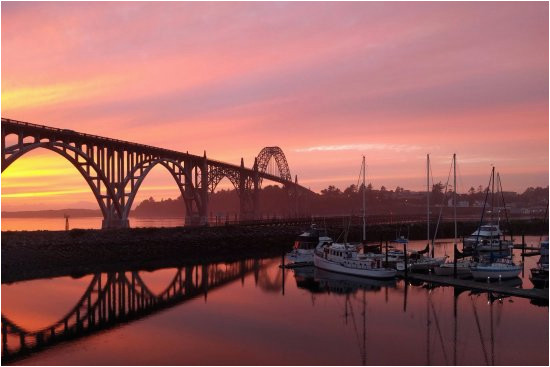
[395, 186, 404, 193]
[468, 186, 476, 195]
[367, 183, 373, 191]
[343, 184, 357, 197]
[380, 185, 387, 192]
[320, 185, 342, 197]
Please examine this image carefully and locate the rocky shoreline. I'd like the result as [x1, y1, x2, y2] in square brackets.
[1, 225, 300, 284]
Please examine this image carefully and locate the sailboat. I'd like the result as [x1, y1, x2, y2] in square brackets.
[434, 154, 475, 276]
[401, 154, 448, 272]
[463, 171, 514, 252]
[470, 167, 521, 281]
[313, 156, 397, 279]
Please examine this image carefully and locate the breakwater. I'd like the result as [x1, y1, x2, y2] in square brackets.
[2, 218, 544, 283]
[1, 225, 300, 283]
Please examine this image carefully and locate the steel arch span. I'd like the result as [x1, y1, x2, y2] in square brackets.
[1, 118, 313, 227]
[256, 146, 291, 183]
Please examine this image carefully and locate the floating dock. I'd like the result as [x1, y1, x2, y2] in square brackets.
[398, 272, 548, 301]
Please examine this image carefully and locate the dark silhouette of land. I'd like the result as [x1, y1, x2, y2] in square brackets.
[130, 184, 548, 218]
[3, 184, 547, 219]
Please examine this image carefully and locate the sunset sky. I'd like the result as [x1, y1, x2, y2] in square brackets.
[1, 2, 548, 211]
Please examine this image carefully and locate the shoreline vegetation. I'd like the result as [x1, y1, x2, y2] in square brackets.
[2, 185, 548, 218]
[2, 219, 546, 284]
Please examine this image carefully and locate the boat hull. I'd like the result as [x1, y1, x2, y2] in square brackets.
[433, 264, 472, 276]
[313, 254, 397, 279]
[285, 251, 313, 265]
[471, 266, 521, 280]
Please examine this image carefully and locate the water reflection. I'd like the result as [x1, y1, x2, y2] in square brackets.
[291, 266, 547, 366]
[1, 259, 267, 364]
[1, 257, 548, 365]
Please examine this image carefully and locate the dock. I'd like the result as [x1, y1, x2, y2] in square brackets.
[398, 272, 548, 301]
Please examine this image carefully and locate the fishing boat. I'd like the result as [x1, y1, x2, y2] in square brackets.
[285, 223, 333, 265]
[313, 156, 397, 280]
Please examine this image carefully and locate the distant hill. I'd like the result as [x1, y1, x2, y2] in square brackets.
[2, 209, 101, 218]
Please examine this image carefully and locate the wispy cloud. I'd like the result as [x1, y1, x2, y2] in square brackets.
[295, 143, 421, 153]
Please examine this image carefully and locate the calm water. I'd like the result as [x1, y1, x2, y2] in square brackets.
[1, 217, 185, 231]
[1, 239, 548, 365]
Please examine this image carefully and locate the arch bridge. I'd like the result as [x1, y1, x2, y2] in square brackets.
[1, 118, 312, 228]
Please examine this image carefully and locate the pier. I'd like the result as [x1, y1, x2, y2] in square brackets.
[399, 272, 548, 301]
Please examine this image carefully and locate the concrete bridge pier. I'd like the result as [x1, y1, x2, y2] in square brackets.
[199, 152, 209, 225]
[101, 218, 130, 229]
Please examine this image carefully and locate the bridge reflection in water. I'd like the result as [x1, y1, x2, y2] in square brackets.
[2, 258, 547, 365]
[1, 259, 278, 363]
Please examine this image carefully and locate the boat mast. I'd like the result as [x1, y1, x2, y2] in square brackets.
[362, 155, 366, 242]
[491, 166, 495, 224]
[490, 166, 495, 262]
[427, 154, 431, 256]
[453, 153, 457, 256]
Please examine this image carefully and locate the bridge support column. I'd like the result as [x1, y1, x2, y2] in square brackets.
[101, 218, 129, 229]
[200, 152, 209, 225]
[239, 158, 247, 221]
[253, 158, 259, 220]
[183, 159, 199, 226]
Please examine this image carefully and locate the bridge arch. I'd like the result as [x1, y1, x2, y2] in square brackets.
[256, 147, 292, 184]
[208, 166, 240, 193]
[1, 141, 119, 219]
[120, 158, 201, 220]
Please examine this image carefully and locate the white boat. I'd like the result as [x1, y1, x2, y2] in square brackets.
[397, 253, 447, 271]
[433, 259, 475, 276]
[312, 156, 396, 280]
[464, 224, 514, 251]
[285, 224, 333, 265]
[314, 242, 397, 279]
[314, 267, 396, 293]
[471, 259, 522, 280]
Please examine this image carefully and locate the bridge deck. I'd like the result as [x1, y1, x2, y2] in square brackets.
[399, 272, 548, 301]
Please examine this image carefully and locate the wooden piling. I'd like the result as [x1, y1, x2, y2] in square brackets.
[385, 240, 389, 265]
[404, 240, 408, 278]
[453, 242, 457, 278]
